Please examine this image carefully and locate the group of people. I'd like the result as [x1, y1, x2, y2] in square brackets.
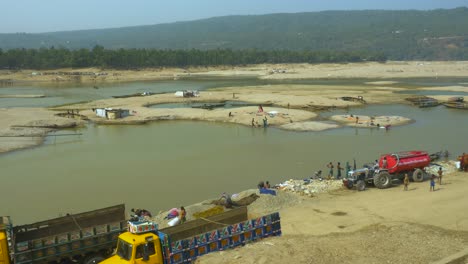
[402, 167, 443, 192]
[326, 162, 344, 179]
[163, 206, 187, 225]
[130, 208, 152, 221]
[251, 116, 268, 128]
[257, 181, 271, 189]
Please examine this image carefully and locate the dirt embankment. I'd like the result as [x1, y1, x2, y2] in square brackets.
[195, 167, 468, 264]
[2, 61, 468, 83]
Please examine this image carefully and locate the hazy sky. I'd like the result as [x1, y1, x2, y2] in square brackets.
[1, 0, 467, 33]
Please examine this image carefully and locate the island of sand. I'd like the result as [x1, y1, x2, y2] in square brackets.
[1, 62, 467, 154]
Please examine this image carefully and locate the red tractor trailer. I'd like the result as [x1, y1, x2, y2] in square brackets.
[344, 151, 432, 190]
[375, 151, 431, 188]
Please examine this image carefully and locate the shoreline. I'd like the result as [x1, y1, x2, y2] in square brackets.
[2, 61, 468, 85]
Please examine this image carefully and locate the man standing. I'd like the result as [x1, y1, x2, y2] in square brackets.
[327, 162, 334, 179]
[382, 157, 388, 169]
[336, 162, 343, 179]
[403, 174, 409, 191]
[430, 174, 436, 192]
[438, 167, 443, 185]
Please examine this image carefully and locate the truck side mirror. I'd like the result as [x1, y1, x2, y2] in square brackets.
[143, 244, 149, 261]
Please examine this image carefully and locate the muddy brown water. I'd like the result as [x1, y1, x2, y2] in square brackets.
[1, 78, 467, 224]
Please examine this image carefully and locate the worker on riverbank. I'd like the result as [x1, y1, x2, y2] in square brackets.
[382, 157, 388, 169]
[336, 162, 343, 179]
[327, 162, 334, 179]
[263, 116, 268, 127]
[403, 173, 409, 191]
[438, 167, 443, 185]
[179, 207, 186, 224]
[430, 174, 436, 192]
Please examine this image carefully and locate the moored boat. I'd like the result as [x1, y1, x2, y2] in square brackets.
[443, 102, 468, 109]
[447, 96, 464, 103]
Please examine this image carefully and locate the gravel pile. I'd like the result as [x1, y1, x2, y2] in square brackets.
[427, 160, 459, 175]
[275, 178, 344, 197]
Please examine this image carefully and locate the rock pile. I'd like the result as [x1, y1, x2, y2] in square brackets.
[275, 178, 344, 197]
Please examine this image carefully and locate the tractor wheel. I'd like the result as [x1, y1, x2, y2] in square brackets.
[373, 172, 392, 189]
[356, 180, 366, 191]
[346, 180, 354, 189]
[83, 254, 104, 264]
[412, 169, 424, 182]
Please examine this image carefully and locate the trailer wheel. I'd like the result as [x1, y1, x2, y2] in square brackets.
[83, 254, 104, 264]
[356, 180, 366, 191]
[374, 172, 392, 189]
[412, 169, 424, 182]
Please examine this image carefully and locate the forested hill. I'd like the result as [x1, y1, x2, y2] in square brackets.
[1, 7, 468, 60]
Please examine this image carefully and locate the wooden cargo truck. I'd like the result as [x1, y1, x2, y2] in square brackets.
[0, 204, 127, 264]
[100, 206, 281, 264]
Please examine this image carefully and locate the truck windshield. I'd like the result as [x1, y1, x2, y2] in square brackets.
[116, 239, 133, 260]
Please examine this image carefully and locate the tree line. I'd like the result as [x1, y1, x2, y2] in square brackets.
[0, 46, 387, 70]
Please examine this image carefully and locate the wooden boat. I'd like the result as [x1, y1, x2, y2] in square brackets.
[112, 92, 156, 98]
[406, 96, 439, 107]
[191, 103, 225, 110]
[418, 100, 440, 108]
[340, 96, 366, 104]
[447, 96, 464, 103]
[443, 102, 468, 109]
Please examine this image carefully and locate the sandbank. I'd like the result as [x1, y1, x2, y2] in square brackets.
[2, 61, 468, 84]
[330, 114, 413, 128]
[0, 83, 417, 153]
[0, 94, 45, 98]
[0, 108, 84, 154]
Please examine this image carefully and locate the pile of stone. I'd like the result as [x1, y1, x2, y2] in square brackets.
[426, 160, 459, 175]
[275, 178, 344, 197]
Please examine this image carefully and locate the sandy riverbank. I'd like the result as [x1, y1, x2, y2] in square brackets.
[186, 161, 468, 264]
[0, 108, 84, 153]
[2, 61, 468, 84]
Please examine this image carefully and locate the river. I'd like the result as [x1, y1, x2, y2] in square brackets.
[1, 78, 467, 224]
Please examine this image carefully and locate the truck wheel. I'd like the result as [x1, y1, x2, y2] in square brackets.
[346, 180, 354, 189]
[356, 180, 366, 191]
[374, 172, 392, 189]
[83, 255, 104, 264]
[412, 169, 424, 182]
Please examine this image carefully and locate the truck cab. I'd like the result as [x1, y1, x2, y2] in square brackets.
[100, 232, 163, 264]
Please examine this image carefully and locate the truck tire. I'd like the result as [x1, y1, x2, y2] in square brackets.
[412, 169, 424, 182]
[356, 180, 366, 191]
[83, 254, 104, 264]
[373, 172, 392, 189]
[346, 180, 354, 189]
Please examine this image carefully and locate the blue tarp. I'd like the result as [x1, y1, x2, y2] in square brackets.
[259, 188, 276, 196]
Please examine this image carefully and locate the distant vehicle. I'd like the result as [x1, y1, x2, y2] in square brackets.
[0, 204, 127, 264]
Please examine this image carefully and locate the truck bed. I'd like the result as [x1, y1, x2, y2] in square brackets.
[160, 206, 248, 242]
[14, 204, 125, 243]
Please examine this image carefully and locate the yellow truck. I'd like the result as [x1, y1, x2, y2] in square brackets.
[101, 207, 281, 264]
[1, 204, 127, 264]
